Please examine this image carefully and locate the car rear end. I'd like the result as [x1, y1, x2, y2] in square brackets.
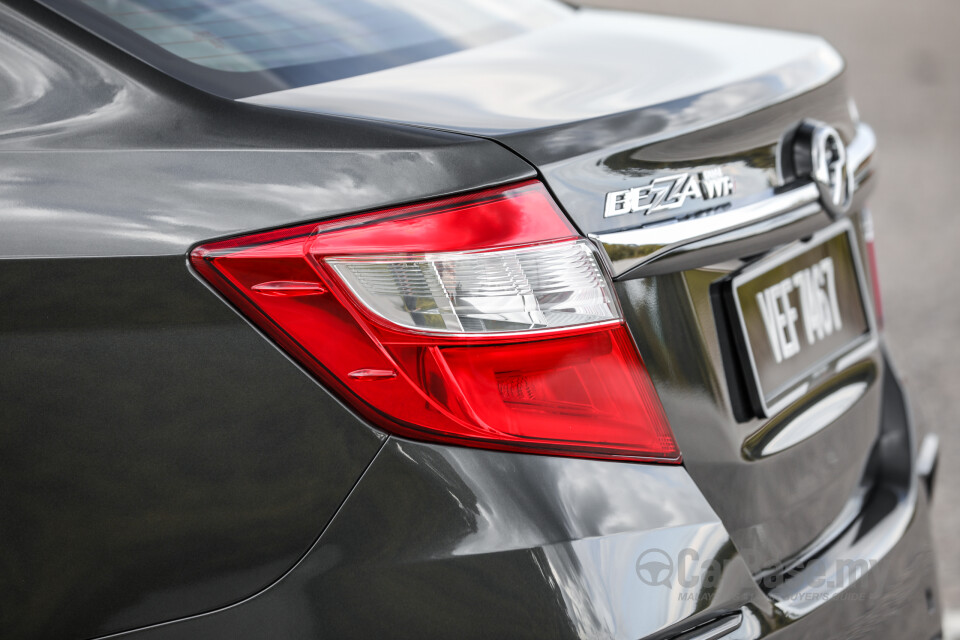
[0, 1, 942, 639]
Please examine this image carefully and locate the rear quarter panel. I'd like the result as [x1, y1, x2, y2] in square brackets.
[0, 4, 535, 638]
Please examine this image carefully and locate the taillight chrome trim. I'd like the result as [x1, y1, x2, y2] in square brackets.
[593, 123, 876, 279]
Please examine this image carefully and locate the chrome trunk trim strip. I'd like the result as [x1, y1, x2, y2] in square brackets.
[593, 123, 876, 279]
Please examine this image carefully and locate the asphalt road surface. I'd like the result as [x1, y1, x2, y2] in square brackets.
[578, 0, 960, 630]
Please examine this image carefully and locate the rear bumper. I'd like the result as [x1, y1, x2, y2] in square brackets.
[114, 355, 941, 640]
[760, 487, 941, 640]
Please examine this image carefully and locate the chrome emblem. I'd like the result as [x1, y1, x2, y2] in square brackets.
[794, 120, 854, 217]
[604, 169, 734, 218]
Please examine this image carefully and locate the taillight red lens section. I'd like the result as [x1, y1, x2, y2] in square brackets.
[861, 209, 884, 329]
[191, 182, 680, 462]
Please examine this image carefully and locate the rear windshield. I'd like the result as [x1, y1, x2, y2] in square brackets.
[37, 0, 570, 98]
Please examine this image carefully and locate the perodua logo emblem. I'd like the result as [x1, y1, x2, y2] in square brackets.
[793, 120, 855, 217]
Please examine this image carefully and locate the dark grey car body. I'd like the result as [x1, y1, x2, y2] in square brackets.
[0, 2, 942, 639]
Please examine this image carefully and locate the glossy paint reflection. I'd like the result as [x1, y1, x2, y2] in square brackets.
[246, 10, 843, 137]
[534, 79, 855, 239]
[114, 440, 763, 640]
[0, 4, 942, 640]
[0, 4, 536, 638]
[0, 256, 387, 639]
[0, 4, 536, 259]
[0, 6, 139, 143]
[0, 148, 533, 257]
[616, 266, 883, 576]
[104, 371, 942, 640]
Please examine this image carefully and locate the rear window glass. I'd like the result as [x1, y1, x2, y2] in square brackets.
[38, 0, 570, 98]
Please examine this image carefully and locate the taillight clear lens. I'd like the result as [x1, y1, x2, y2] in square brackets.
[328, 240, 618, 334]
[191, 182, 680, 462]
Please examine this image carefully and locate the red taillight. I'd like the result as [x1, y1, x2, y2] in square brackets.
[191, 182, 680, 462]
[861, 209, 884, 328]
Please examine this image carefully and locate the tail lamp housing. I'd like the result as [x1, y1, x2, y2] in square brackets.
[191, 182, 680, 462]
[860, 208, 884, 329]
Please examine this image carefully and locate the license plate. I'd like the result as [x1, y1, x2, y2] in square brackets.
[730, 221, 876, 416]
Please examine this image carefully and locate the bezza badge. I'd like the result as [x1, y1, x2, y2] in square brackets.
[604, 169, 734, 218]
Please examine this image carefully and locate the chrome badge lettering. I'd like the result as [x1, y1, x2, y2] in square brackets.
[604, 169, 734, 218]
